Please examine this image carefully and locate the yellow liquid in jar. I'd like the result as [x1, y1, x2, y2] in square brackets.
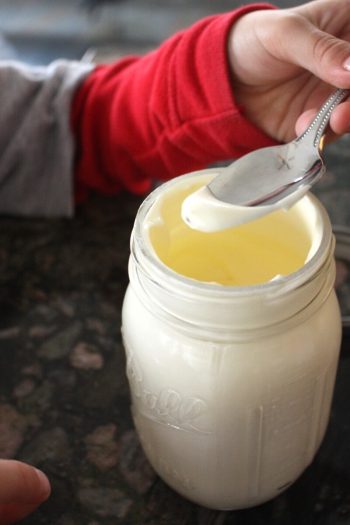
[146, 181, 312, 286]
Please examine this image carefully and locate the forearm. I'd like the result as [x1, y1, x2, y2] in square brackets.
[72, 4, 277, 199]
[0, 5, 277, 218]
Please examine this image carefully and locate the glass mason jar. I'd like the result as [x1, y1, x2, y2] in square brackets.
[122, 170, 342, 510]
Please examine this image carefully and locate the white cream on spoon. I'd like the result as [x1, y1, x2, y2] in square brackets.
[181, 179, 308, 232]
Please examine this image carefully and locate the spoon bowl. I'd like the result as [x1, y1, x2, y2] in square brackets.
[208, 88, 349, 208]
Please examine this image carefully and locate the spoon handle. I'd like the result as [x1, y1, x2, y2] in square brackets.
[296, 88, 349, 149]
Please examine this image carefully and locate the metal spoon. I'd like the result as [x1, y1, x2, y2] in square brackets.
[207, 88, 349, 207]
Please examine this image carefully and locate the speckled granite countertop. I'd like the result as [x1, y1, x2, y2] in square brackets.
[0, 139, 350, 525]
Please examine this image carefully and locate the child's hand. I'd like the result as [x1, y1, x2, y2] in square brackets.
[229, 0, 350, 143]
[0, 460, 50, 524]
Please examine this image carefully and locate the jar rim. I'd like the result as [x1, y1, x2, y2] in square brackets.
[132, 169, 334, 299]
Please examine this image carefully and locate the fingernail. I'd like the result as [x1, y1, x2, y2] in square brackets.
[34, 469, 51, 499]
[343, 57, 350, 71]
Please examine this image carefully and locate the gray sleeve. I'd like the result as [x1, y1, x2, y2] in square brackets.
[0, 59, 94, 217]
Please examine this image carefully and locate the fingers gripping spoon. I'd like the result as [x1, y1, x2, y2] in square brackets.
[182, 88, 349, 232]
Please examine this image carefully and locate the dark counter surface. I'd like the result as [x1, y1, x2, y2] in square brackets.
[0, 139, 350, 525]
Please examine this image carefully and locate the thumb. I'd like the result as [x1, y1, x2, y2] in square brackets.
[0, 460, 51, 505]
[285, 20, 350, 88]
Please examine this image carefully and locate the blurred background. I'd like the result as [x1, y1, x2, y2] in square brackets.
[0, 0, 296, 65]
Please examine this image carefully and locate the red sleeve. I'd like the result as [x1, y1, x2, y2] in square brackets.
[71, 4, 276, 200]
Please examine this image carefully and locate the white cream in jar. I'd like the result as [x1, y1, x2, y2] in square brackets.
[122, 169, 342, 510]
